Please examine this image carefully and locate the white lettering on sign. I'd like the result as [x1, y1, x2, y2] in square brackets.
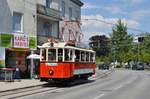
[46, 63, 58, 66]
[14, 34, 29, 48]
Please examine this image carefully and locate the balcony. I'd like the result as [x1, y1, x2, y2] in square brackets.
[37, 35, 48, 45]
[37, 4, 62, 20]
[37, 35, 59, 45]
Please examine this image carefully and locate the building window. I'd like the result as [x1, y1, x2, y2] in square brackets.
[61, 1, 65, 17]
[76, 10, 80, 20]
[69, 7, 72, 20]
[13, 12, 23, 32]
[46, 0, 52, 8]
[43, 22, 52, 37]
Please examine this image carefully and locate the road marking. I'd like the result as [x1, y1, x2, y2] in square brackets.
[113, 76, 138, 91]
[94, 94, 105, 99]
[114, 84, 123, 90]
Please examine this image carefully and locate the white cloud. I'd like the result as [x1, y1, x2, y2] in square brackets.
[123, 0, 144, 5]
[82, 2, 99, 9]
[81, 14, 140, 41]
[120, 19, 140, 28]
[131, 10, 150, 20]
[82, 15, 112, 29]
[103, 5, 126, 15]
[81, 14, 139, 29]
[129, 0, 143, 4]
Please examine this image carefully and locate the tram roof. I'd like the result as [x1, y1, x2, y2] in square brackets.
[65, 46, 95, 52]
[38, 42, 95, 53]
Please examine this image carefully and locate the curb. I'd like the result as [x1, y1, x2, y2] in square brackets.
[0, 83, 47, 93]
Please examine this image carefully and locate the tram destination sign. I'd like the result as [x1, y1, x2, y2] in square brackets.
[46, 63, 58, 66]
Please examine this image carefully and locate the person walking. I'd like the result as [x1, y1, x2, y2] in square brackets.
[14, 68, 21, 81]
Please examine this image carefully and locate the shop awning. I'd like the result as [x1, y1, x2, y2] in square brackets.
[27, 54, 42, 59]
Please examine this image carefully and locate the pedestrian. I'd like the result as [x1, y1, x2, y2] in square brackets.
[14, 68, 21, 82]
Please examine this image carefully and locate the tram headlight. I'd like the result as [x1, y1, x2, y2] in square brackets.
[49, 69, 54, 75]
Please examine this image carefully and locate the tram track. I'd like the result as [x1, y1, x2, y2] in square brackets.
[0, 79, 94, 99]
[0, 85, 58, 99]
[90, 68, 114, 80]
[0, 69, 114, 99]
[0, 84, 57, 99]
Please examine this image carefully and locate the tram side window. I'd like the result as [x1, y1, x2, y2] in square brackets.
[70, 50, 73, 61]
[58, 49, 63, 62]
[86, 52, 90, 62]
[48, 49, 56, 61]
[64, 49, 73, 62]
[81, 51, 85, 62]
[90, 53, 94, 62]
[42, 49, 46, 61]
[65, 49, 69, 61]
[75, 50, 80, 62]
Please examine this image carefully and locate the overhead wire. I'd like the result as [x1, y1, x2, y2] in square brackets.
[81, 18, 148, 35]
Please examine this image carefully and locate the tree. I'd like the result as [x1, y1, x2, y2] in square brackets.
[89, 35, 110, 58]
[110, 19, 133, 66]
[139, 34, 150, 63]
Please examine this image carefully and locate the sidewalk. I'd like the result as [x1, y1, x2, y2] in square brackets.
[0, 79, 47, 92]
[0, 69, 114, 93]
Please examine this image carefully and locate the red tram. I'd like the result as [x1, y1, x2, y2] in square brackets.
[39, 41, 96, 82]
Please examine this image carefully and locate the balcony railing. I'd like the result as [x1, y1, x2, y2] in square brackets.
[37, 4, 61, 20]
[37, 35, 59, 45]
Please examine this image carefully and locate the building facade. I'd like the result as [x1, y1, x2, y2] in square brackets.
[37, 0, 83, 45]
[59, 0, 83, 43]
[0, 0, 37, 76]
[0, 0, 83, 78]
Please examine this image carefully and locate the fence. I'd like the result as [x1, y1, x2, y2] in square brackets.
[0, 68, 15, 82]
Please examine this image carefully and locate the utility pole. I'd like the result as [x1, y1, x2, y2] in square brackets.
[112, 43, 116, 68]
[30, 50, 34, 79]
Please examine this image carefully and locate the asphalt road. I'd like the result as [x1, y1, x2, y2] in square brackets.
[14, 69, 150, 99]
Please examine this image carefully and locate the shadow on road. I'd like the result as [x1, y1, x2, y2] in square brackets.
[42, 79, 95, 88]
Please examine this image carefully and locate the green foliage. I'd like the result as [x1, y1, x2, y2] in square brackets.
[89, 35, 111, 57]
[139, 34, 150, 63]
[89, 19, 150, 65]
[110, 19, 133, 66]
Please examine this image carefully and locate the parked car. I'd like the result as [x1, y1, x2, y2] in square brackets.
[98, 63, 109, 70]
[132, 62, 144, 70]
[136, 62, 144, 70]
[144, 63, 150, 70]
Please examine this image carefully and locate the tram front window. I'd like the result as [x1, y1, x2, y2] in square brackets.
[48, 49, 56, 62]
[41, 49, 46, 61]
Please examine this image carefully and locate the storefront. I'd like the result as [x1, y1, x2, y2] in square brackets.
[0, 47, 5, 68]
[0, 33, 37, 78]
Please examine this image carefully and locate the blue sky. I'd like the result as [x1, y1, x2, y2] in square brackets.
[81, 0, 150, 41]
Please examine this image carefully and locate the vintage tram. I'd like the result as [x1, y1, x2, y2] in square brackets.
[38, 41, 96, 82]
